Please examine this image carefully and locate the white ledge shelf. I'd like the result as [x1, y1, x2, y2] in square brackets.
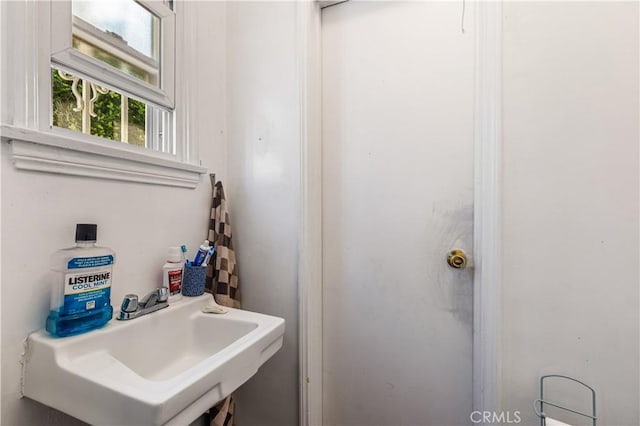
[1, 125, 207, 188]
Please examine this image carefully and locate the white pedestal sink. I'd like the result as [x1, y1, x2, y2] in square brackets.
[22, 294, 285, 425]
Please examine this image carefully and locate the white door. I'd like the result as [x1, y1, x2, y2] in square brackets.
[322, 2, 475, 425]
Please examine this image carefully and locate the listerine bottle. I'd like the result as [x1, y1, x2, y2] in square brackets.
[46, 224, 114, 337]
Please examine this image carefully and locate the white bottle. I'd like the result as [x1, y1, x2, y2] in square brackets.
[163, 247, 183, 302]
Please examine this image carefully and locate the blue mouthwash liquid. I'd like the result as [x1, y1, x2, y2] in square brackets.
[46, 224, 114, 337]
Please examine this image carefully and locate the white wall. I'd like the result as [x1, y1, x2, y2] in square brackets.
[0, 2, 227, 425]
[501, 2, 639, 424]
[225, 2, 300, 425]
[223, 3, 640, 425]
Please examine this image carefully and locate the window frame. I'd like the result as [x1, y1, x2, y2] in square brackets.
[51, 0, 175, 109]
[0, 0, 204, 188]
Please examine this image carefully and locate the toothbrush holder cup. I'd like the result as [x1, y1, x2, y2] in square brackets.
[182, 264, 206, 297]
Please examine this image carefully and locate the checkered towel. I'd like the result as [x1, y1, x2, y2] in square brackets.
[205, 176, 240, 308]
[209, 394, 235, 426]
[206, 175, 240, 426]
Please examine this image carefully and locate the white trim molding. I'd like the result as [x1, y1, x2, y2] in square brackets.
[297, 2, 323, 426]
[473, 1, 503, 420]
[2, 125, 205, 188]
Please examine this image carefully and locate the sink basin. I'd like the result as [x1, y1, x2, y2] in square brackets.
[22, 294, 285, 425]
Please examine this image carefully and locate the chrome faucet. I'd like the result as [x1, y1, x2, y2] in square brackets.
[117, 287, 169, 320]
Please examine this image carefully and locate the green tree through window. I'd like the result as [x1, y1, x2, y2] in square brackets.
[52, 68, 146, 147]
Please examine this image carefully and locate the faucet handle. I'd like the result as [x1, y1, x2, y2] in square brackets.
[139, 287, 169, 308]
[158, 287, 169, 303]
[121, 294, 139, 313]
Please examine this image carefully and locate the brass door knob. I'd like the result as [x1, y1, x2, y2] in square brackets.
[447, 249, 467, 269]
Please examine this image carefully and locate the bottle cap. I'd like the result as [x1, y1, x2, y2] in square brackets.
[75, 224, 97, 242]
[167, 246, 183, 262]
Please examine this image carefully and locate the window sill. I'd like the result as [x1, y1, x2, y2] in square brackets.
[1, 125, 206, 188]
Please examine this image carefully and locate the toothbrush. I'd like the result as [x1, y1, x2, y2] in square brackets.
[181, 245, 188, 265]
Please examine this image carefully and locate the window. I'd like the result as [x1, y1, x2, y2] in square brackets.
[51, 67, 173, 152]
[71, 0, 160, 86]
[51, 0, 176, 153]
[0, 0, 205, 188]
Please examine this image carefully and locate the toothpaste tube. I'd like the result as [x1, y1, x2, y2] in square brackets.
[202, 246, 216, 266]
[192, 240, 210, 266]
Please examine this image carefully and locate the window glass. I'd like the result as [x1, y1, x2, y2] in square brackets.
[72, 37, 157, 86]
[51, 67, 172, 153]
[71, 0, 159, 86]
[72, 0, 157, 59]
